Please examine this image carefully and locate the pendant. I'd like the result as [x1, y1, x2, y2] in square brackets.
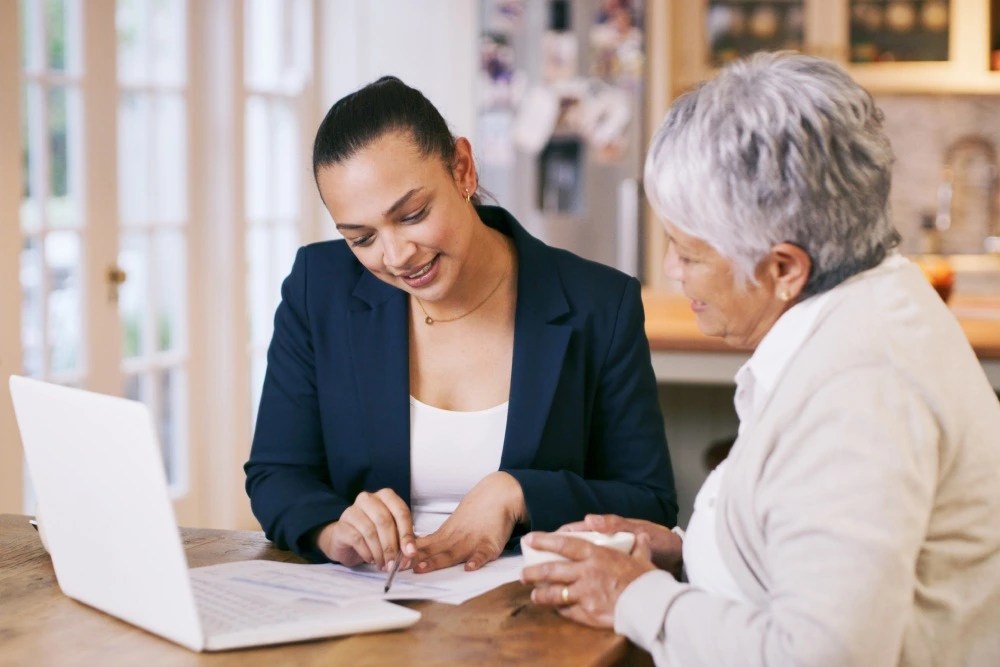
[425, 316, 434, 325]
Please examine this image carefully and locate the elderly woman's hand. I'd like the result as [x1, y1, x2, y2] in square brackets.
[520, 531, 658, 628]
[560, 514, 683, 578]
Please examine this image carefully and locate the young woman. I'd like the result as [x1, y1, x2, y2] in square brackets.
[245, 76, 677, 575]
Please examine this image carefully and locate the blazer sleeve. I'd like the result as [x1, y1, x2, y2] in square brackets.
[244, 247, 348, 562]
[505, 277, 678, 530]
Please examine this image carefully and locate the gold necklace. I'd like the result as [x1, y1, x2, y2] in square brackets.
[414, 259, 510, 325]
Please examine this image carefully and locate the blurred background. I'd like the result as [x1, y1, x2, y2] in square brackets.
[2, 0, 999, 530]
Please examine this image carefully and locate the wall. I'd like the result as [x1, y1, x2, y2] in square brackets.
[319, 0, 478, 140]
[877, 94, 1000, 256]
[660, 384, 738, 528]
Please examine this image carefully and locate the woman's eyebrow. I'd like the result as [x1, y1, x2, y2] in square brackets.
[383, 187, 425, 217]
[334, 187, 427, 231]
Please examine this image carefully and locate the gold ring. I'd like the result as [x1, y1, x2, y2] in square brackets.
[561, 586, 570, 604]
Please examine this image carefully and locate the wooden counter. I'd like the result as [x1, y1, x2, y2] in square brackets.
[642, 290, 1000, 390]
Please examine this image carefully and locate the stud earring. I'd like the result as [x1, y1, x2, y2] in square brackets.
[779, 288, 791, 302]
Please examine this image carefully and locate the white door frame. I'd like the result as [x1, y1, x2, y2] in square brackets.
[82, 1, 122, 397]
[187, 0, 254, 529]
[0, 1, 26, 514]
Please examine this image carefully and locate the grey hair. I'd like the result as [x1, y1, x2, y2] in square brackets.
[644, 51, 900, 296]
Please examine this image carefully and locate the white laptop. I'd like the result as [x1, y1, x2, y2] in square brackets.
[9, 375, 420, 652]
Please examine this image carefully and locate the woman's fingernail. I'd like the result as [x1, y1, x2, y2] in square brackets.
[417, 562, 427, 571]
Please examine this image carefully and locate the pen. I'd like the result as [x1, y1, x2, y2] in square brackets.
[384, 556, 402, 593]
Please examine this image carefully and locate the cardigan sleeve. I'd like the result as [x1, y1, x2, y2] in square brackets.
[243, 247, 350, 562]
[504, 277, 678, 530]
[615, 365, 939, 666]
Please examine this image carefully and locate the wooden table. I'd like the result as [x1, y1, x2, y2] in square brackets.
[642, 290, 1000, 390]
[0, 515, 650, 666]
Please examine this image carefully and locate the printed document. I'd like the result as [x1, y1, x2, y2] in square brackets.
[191, 554, 524, 606]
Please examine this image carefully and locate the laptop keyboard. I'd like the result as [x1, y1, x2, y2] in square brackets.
[192, 577, 325, 636]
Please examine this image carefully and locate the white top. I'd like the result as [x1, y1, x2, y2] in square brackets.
[409, 396, 508, 536]
[681, 281, 833, 603]
[681, 460, 747, 601]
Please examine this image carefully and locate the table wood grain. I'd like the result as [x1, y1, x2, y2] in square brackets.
[0, 514, 651, 666]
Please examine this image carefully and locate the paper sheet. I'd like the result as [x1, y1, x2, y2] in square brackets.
[191, 554, 524, 606]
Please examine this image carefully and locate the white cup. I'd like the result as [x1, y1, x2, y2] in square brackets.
[521, 531, 635, 566]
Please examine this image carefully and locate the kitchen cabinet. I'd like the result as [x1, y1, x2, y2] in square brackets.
[655, 0, 1000, 98]
[640, 0, 1000, 287]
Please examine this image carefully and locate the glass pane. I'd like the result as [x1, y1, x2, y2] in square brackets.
[21, 236, 45, 378]
[153, 229, 186, 353]
[45, 230, 82, 374]
[21, 85, 41, 234]
[250, 352, 266, 425]
[245, 0, 282, 89]
[246, 0, 310, 92]
[46, 85, 82, 228]
[152, 93, 187, 224]
[123, 372, 142, 401]
[708, 1, 804, 67]
[127, 370, 152, 404]
[119, 232, 150, 359]
[289, 0, 311, 83]
[118, 92, 151, 225]
[272, 101, 299, 220]
[850, 0, 950, 63]
[247, 225, 271, 347]
[159, 367, 186, 485]
[45, 0, 68, 70]
[272, 225, 298, 293]
[117, 0, 151, 84]
[245, 96, 269, 222]
[151, 0, 185, 86]
[158, 369, 174, 478]
[21, 0, 42, 70]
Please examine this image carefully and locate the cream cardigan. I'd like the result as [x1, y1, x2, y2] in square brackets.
[615, 259, 1000, 666]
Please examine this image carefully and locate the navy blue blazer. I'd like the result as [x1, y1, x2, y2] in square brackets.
[245, 206, 677, 562]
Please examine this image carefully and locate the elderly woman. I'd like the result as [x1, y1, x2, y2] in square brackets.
[521, 52, 1000, 666]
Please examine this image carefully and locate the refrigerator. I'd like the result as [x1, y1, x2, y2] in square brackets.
[476, 0, 646, 277]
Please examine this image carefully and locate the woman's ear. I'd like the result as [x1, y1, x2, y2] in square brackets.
[769, 243, 811, 302]
[451, 137, 477, 194]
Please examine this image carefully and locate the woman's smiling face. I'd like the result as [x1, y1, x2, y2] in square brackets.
[661, 219, 787, 349]
[316, 131, 477, 303]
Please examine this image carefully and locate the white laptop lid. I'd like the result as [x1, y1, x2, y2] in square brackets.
[10, 375, 205, 651]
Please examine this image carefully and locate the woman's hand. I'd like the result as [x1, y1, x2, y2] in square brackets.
[317, 488, 416, 570]
[520, 531, 657, 628]
[412, 471, 526, 573]
[560, 513, 683, 578]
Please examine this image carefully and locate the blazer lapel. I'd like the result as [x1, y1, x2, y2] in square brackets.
[342, 207, 574, 491]
[348, 271, 411, 502]
[499, 215, 572, 469]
